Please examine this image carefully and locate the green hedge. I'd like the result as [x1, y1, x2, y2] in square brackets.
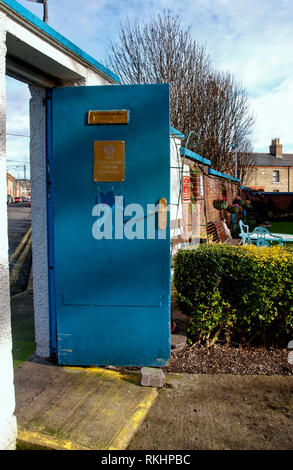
[174, 244, 293, 347]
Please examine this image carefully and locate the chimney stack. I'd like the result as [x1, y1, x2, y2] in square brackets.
[269, 138, 282, 158]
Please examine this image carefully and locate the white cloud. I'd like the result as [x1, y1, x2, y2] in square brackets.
[251, 78, 293, 153]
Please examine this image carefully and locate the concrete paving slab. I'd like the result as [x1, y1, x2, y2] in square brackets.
[128, 373, 293, 450]
[14, 361, 157, 450]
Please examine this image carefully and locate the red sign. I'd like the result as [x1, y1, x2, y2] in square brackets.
[182, 176, 191, 202]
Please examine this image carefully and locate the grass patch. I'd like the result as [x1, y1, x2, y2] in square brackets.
[11, 292, 35, 370]
[12, 340, 35, 370]
[270, 221, 293, 235]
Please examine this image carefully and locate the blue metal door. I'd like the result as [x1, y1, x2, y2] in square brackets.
[47, 84, 170, 366]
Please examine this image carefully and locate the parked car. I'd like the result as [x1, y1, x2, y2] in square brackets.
[14, 196, 23, 203]
[7, 194, 13, 205]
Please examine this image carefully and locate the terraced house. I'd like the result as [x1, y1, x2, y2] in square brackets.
[246, 138, 293, 192]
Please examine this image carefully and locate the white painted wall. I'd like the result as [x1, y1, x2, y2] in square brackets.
[29, 84, 49, 357]
[0, 10, 17, 450]
[170, 134, 190, 255]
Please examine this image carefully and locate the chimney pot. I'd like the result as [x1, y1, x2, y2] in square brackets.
[269, 138, 282, 157]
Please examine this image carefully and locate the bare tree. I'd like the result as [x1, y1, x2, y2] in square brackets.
[106, 11, 254, 182]
[186, 71, 255, 181]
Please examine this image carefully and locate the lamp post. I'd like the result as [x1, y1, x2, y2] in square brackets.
[25, 0, 48, 24]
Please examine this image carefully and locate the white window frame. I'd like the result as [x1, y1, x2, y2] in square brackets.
[272, 170, 280, 183]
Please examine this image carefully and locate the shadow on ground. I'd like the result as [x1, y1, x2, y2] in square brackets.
[11, 291, 35, 369]
[128, 373, 293, 450]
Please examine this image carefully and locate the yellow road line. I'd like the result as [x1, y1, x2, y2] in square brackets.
[10, 234, 32, 286]
[9, 226, 32, 264]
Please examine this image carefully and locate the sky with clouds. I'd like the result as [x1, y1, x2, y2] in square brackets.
[6, 0, 293, 178]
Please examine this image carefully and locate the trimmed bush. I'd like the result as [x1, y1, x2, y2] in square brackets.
[174, 244, 293, 347]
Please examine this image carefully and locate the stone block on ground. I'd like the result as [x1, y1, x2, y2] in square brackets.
[140, 367, 165, 388]
[287, 340, 293, 351]
[288, 351, 293, 366]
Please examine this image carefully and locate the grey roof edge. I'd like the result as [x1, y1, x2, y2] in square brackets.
[249, 152, 293, 167]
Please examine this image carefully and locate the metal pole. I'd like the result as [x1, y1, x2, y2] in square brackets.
[234, 150, 238, 179]
[43, 0, 48, 24]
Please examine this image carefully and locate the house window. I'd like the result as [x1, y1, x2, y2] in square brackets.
[272, 170, 280, 183]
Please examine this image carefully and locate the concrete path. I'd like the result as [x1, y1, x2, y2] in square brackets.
[14, 361, 157, 450]
[128, 373, 293, 450]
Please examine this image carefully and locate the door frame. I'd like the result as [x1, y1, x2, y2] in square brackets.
[46, 89, 58, 361]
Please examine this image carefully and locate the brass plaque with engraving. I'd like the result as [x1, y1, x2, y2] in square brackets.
[88, 110, 129, 125]
[93, 141, 125, 182]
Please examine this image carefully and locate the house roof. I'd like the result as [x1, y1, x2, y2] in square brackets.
[250, 152, 293, 167]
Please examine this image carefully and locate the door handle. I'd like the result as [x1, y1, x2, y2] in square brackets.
[158, 197, 167, 230]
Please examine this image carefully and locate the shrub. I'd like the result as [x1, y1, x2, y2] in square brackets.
[174, 244, 293, 347]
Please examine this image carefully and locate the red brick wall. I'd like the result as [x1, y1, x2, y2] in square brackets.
[188, 162, 241, 232]
[263, 194, 293, 211]
[241, 189, 293, 213]
[203, 174, 240, 225]
[171, 161, 242, 251]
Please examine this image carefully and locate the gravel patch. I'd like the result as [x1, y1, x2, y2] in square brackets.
[165, 344, 293, 375]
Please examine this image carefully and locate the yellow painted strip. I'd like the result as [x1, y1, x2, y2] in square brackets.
[108, 388, 158, 450]
[10, 235, 32, 286]
[9, 226, 32, 263]
[17, 428, 90, 451]
[65, 366, 140, 384]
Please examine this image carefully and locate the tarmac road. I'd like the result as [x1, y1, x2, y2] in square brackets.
[7, 204, 31, 257]
[7, 205, 32, 295]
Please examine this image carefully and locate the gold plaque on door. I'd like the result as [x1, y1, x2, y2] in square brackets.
[93, 141, 125, 182]
[88, 110, 129, 125]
